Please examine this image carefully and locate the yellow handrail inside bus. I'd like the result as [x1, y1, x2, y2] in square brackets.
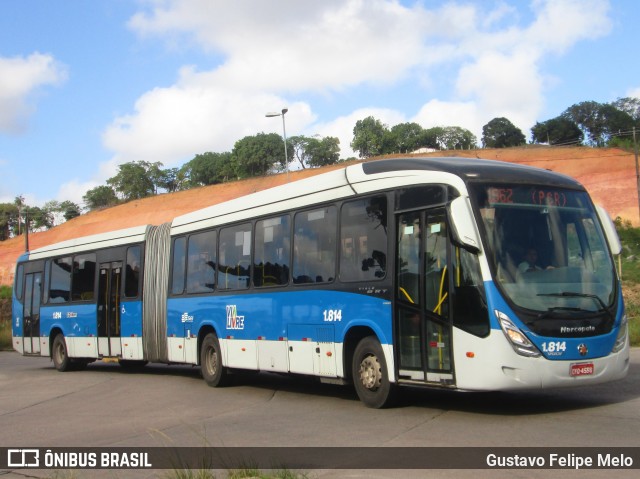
[398, 287, 415, 304]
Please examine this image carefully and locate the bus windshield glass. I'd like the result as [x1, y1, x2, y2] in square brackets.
[472, 184, 615, 314]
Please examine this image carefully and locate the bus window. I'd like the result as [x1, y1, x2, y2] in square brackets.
[293, 206, 337, 284]
[171, 237, 187, 295]
[425, 213, 448, 318]
[219, 224, 251, 290]
[254, 215, 290, 287]
[15, 264, 24, 300]
[186, 230, 216, 294]
[50, 257, 72, 303]
[452, 247, 489, 337]
[72, 253, 96, 301]
[125, 246, 142, 298]
[43, 260, 50, 303]
[340, 196, 387, 282]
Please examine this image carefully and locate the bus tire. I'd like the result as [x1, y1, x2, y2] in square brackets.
[52, 334, 72, 372]
[352, 336, 396, 408]
[200, 333, 230, 387]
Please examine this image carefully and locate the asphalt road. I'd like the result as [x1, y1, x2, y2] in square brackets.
[1, 349, 639, 478]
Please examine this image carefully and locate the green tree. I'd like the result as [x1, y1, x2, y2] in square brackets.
[232, 133, 288, 178]
[563, 101, 635, 146]
[531, 117, 584, 145]
[482, 117, 526, 148]
[106, 161, 158, 200]
[0, 203, 19, 240]
[387, 122, 426, 153]
[612, 97, 640, 121]
[351, 116, 388, 158]
[83, 185, 119, 211]
[437, 126, 477, 150]
[306, 136, 341, 167]
[27, 206, 54, 231]
[59, 200, 81, 221]
[289, 135, 341, 168]
[182, 152, 234, 186]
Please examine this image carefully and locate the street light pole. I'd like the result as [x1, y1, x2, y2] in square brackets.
[266, 108, 289, 181]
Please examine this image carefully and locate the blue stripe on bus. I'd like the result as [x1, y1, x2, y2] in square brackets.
[167, 290, 392, 345]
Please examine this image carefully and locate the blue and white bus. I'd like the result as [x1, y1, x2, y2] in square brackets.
[12, 157, 629, 407]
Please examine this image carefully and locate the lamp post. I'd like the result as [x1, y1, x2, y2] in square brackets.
[265, 108, 289, 180]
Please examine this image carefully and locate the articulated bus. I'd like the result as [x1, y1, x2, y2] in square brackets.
[12, 157, 629, 407]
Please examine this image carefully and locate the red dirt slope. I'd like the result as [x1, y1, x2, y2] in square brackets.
[1, 147, 637, 286]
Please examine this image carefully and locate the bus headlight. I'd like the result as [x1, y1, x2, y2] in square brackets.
[612, 314, 628, 353]
[495, 310, 541, 358]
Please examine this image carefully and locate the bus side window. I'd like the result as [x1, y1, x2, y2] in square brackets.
[171, 237, 187, 295]
[218, 224, 251, 290]
[293, 206, 337, 284]
[186, 230, 216, 294]
[340, 196, 387, 282]
[452, 247, 489, 337]
[72, 253, 97, 301]
[15, 264, 24, 300]
[254, 215, 290, 287]
[125, 246, 142, 298]
[50, 257, 72, 303]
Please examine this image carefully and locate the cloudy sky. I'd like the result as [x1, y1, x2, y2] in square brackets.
[1, 0, 639, 207]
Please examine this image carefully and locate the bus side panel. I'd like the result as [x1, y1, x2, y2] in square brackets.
[11, 295, 24, 354]
[40, 303, 98, 358]
[167, 291, 392, 378]
[121, 300, 144, 360]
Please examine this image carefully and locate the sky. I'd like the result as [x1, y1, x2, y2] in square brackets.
[1, 0, 639, 208]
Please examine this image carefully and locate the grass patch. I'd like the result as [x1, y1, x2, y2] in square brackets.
[0, 285, 11, 300]
[0, 318, 11, 350]
[165, 469, 309, 479]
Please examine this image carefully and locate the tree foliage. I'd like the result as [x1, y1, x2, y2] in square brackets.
[431, 126, 477, 150]
[531, 117, 584, 145]
[83, 185, 119, 211]
[182, 152, 234, 186]
[232, 133, 290, 178]
[562, 101, 636, 146]
[106, 161, 162, 200]
[387, 122, 426, 153]
[351, 116, 387, 158]
[290, 135, 341, 168]
[482, 117, 526, 148]
[612, 97, 640, 122]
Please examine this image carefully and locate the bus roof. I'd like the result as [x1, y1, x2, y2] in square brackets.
[362, 157, 584, 188]
[170, 156, 584, 235]
[26, 225, 150, 260]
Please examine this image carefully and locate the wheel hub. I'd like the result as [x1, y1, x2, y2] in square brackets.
[359, 354, 382, 390]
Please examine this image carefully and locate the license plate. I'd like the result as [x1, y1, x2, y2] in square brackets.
[570, 362, 594, 377]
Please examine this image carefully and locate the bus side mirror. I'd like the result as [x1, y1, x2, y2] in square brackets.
[448, 196, 481, 253]
[596, 205, 622, 255]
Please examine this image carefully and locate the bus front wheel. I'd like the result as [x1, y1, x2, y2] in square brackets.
[52, 334, 72, 372]
[200, 333, 230, 387]
[352, 336, 396, 408]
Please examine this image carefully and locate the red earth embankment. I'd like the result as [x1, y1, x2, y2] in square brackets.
[1, 146, 637, 286]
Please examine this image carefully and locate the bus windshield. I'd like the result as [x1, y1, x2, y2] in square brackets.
[472, 184, 615, 315]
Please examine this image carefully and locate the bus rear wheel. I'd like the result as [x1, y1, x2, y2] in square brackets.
[52, 334, 72, 372]
[200, 333, 230, 387]
[352, 336, 396, 408]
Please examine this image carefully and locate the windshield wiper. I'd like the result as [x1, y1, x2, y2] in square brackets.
[537, 292, 613, 322]
[536, 306, 589, 320]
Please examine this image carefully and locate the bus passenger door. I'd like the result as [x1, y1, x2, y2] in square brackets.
[396, 208, 454, 385]
[97, 262, 122, 357]
[22, 272, 42, 355]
